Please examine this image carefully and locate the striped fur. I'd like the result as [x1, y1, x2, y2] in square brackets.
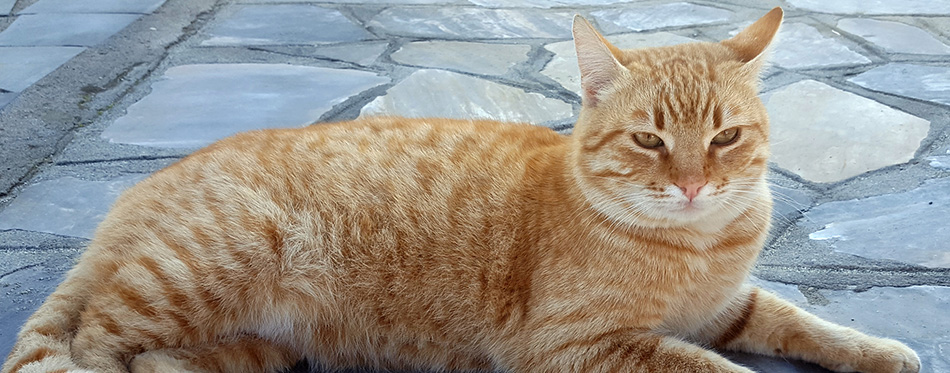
[3, 8, 919, 373]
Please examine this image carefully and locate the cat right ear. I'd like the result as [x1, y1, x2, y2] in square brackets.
[721, 7, 783, 67]
[573, 15, 625, 107]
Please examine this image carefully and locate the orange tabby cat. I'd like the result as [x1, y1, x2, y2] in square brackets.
[2, 8, 920, 373]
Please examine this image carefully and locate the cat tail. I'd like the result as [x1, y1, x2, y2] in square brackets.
[2, 264, 96, 373]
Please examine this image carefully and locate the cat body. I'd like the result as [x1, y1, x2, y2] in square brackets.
[3, 8, 920, 373]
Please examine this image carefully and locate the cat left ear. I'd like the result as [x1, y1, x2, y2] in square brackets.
[573, 15, 626, 107]
[721, 7, 783, 67]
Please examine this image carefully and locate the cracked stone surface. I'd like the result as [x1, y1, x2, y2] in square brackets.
[367, 7, 574, 39]
[785, 0, 950, 15]
[849, 63, 950, 106]
[361, 69, 573, 124]
[0, 0, 15, 15]
[805, 177, 950, 268]
[590, 2, 732, 34]
[201, 5, 372, 46]
[765, 80, 930, 183]
[0, 47, 84, 92]
[770, 23, 871, 69]
[541, 32, 696, 94]
[256, 42, 389, 66]
[837, 18, 950, 55]
[20, 0, 167, 14]
[391, 41, 531, 76]
[0, 175, 148, 239]
[0, 14, 142, 47]
[469, 0, 638, 7]
[102, 64, 389, 148]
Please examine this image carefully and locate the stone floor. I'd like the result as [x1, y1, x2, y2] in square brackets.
[0, 0, 948, 372]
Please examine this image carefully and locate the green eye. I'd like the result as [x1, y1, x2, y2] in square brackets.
[633, 132, 664, 149]
[711, 128, 739, 145]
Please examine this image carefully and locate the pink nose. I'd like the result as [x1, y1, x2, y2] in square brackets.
[676, 180, 707, 202]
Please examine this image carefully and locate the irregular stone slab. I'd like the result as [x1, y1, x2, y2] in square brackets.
[201, 5, 371, 46]
[469, 0, 636, 7]
[771, 23, 870, 69]
[257, 42, 388, 66]
[392, 41, 530, 75]
[20, 0, 166, 14]
[102, 64, 389, 148]
[849, 63, 950, 106]
[0, 47, 85, 92]
[806, 286, 950, 372]
[0, 14, 140, 47]
[591, 3, 732, 34]
[769, 182, 814, 222]
[541, 32, 696, 94]
[0, 175, 147, 239]
[838, 18, 950, 55]
[247, 0, 461, 2]
[786, 0, 950, 15]
[368, 7, 573, 39]
[0, 92, 16, 108]
[806, 178, 950, 268]
[748, 276, 807, 304]
[361, 69, 573, 124]
[765, 80, 929, 183]
[0, 0, 15, 15]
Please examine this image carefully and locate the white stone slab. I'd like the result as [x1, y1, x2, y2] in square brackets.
[849, 63, 950, 106]
[0, 46, 85, 92]
[771, 23, 871, 69]
[0, 14, 141, 47]
[0, 175, 148, 239]
[201, 5, 371, 46]
[838, 18, 950, 55]
[392, 41, 530, 75]
[368, 7, 574, 39]
[786, 0, 950, 15]
[20, 0, 166, 14]
[541, 32, 696, 94]
[102, 64, 389, 148]
[591, 2, 732, 33]
[360, 69, 573, 124]
[469, 0, 636, 7]
[806, 177, 950, 268]
[765, 80, 929, 183]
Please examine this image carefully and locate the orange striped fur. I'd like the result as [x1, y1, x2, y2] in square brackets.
[3, 8, 919, 373]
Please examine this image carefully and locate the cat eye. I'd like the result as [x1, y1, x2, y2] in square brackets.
[633, 132, 664, 149]
[711, 128, 740, 146]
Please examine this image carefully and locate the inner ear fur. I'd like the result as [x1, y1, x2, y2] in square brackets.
[572, 15, 626, 106]
[721, 7, 784, 64]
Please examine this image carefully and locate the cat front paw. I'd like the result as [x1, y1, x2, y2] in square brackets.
[835, 338, 920, 373]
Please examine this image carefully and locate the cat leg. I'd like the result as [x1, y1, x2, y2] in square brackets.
[516, 328, 754, 372]
[129, 336, 298, 373]
[705, 286, 920, 373]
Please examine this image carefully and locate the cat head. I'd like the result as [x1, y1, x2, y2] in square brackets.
[569, 8, 783, 230]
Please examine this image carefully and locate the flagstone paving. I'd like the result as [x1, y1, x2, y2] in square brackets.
[1, 0, 948, 372]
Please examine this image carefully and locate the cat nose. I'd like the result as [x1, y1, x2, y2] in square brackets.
[676, 180, 707, 202]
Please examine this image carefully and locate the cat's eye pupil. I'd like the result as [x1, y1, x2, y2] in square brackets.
[633, 132, 664, 149]
[711, 128, 739, 145]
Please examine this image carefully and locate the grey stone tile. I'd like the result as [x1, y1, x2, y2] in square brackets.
[367, 7, 574, 39]
[786, 0, 950, 15]
[769, 181, 814, 222]
[805, 178, 950, 268]
[20, 0, 167, 14]
[469, 0, 636, 7]
[838, 18, 950, 55]
[201, 5, 372, 46]
[391, 41, 530, 75]
[0, 0, 15, 15]
[0, 14, 141, 47]
[0, 175, 148, 239]
[102, 64, 389, 148]
[0, 91, 17, 108]
[360, 69, 573, 125]
[807, 286, 950, 373]
[748, 276, 807, 304]
[591, 2, 732, 33]
[246, 0, 462, 3]
[765, 80, 929, 183]
[0, 46, 85, 92]
[541, 32, 696, 94]
[849, 63, 950, 106]
[257, 42, 389, 66]
[771, 23, 871, 69]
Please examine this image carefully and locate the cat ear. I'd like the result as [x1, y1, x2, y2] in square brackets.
[721, 7, 783, 66]
[572, 15, 626, 107]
